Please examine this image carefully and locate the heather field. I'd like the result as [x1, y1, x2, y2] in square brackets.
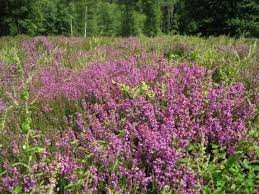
[0, 35, 258, 193]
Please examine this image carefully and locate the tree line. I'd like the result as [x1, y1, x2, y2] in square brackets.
[0, 0, 258, 37]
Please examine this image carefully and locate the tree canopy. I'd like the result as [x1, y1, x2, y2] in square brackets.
[0, 0, 258, 37]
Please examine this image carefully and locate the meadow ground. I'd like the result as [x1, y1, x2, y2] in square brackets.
[0, 35, 258, 193]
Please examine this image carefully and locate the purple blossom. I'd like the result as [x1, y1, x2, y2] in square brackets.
[0, 99, 6, 113]
[23, 177, 36, 192]
[0, 39, 256, 193]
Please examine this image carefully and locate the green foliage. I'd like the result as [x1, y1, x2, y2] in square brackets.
[117, 82, 132, 98]
[0, 0, 71, 36]
[0, 0, 258, 37]
[85, 0, 99, 36]
[225, 0, 259, 37]
[13, 186, 23, 194]
[98, 2, 122, 36]
[121, 0, 139, 36]
[134, 81, 155, 99]
[143, 0, 162, 37]
[186, 137, 258, 194]
[131, 11, 146, 36]
[0, 46, 21, 65]
[206, 143, 257, 193]
[177, 0, 258, 37]
[117, 81, 155, 100]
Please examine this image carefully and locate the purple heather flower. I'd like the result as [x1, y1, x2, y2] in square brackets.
[0, 42, 255, 193]
[23, 177, 36, 192]
[0, 99, 6, 113]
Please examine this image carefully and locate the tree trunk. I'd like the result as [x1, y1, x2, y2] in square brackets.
[84, 5, 87, 38]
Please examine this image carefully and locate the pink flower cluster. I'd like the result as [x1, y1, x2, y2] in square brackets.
[0, 37, 255, 193]
[2, 57, 249, 193]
